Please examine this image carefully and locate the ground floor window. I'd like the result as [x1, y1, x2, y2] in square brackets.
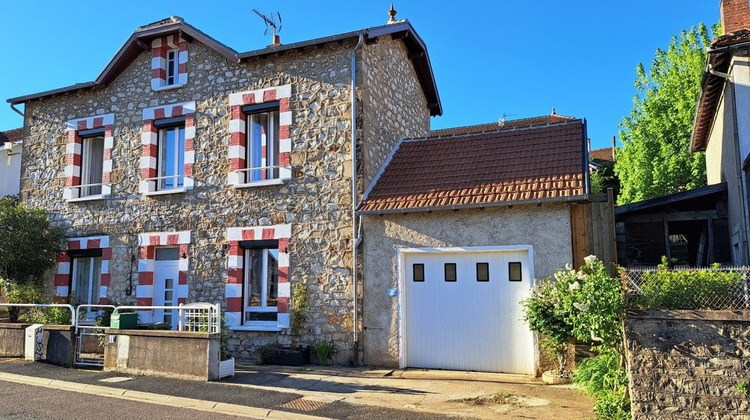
[71, 255, 102, 306]
[243, 243, 279, 327]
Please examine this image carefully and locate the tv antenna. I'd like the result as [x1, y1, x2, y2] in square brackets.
[253, 9, 283, 45]
[498, 112, 516, 127]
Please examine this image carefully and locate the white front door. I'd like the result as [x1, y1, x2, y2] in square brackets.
[401, 247, 535, 374]
[153, 248, 179, 329]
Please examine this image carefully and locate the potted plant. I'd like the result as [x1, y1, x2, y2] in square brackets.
[277, 282, 310, 366]
[218, 315, 235, 378]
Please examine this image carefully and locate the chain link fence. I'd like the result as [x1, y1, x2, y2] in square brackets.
[625, 266, 750, 310]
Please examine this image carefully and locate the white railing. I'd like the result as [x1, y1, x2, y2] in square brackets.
[74, 304, 115, 334]
[0, 303, 75, 325]
[112, 302, 221, 333]
[69, 182, 105, 195]
[232, 165, 287, 182]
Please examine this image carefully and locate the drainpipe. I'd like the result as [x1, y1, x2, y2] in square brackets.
[709, 64, 750, 264]
[351, 33, 364, 356]
[10, 103, 24, 118]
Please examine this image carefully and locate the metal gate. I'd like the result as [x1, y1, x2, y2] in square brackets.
[74, 304, 114, 367]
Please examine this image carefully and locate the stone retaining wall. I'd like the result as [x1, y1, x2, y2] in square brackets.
[0, 323, 75, 367]
[625, 310, 750, 419]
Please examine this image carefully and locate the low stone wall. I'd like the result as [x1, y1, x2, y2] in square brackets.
[104, 329, 220, 381]
[0, 323, 74, 367]
[625, 310, 750, 419]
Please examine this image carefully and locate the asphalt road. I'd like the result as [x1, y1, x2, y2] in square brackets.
[0, 380, 247, 420]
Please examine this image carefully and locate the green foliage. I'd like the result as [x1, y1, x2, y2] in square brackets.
[314, 340, 337, 366]
[633, 257, 744, 309]
[590, 161, 620, 199]
[220, 315, 231, 361]
[615, 23, 720, 205]
[737, 381, 749, 397]
[523, 256, 630, 419]
[255, 344, 281, 365]
[0, 197, 66, 293]
[289, 282, 308, 348]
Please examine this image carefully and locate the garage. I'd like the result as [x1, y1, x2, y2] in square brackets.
[400, 247, 536, 374]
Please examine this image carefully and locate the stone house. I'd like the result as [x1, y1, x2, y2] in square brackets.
[0, 128, 23, 198]
[7, 15, 440, 361]
[358, 117, 597, 374]
[692, 0, 750, 265]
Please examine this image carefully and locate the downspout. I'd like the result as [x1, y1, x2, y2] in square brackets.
[582, 118, 590, 194]
[351, 33, 364, 355]
[709, 64, 750, 263]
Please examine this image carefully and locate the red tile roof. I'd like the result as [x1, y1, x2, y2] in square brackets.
[590, 147, 614, 162]
[0, 128, 23, 146]
[359, 120, 586, 213]
[430, 114, 576, 137]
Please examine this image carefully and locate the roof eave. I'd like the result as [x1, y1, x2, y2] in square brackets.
[357, 194, 590, 215]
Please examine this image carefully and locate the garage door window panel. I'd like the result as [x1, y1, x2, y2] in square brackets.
[412, 264, 424, 282]
[444, 263, 457, 282]
[476, 262, 489, 282]
[509, 262, 523, 282]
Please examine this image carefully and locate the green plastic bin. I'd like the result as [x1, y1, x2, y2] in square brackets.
[110, 312, 138, 329]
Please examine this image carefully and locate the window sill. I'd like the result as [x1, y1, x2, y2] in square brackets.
[152, 83, 186, 92]
[143, 187, 190, 197]
[66, 194, 110, 203]
[230, 325, 282, 332]
[231, 178, 288, 189]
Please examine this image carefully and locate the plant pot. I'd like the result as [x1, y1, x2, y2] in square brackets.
[219, 357, 235, 378]
[542, 370, 572, 385]
[277, 347, 311, 366]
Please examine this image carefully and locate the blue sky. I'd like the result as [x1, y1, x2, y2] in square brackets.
[0, 0, 719, 149]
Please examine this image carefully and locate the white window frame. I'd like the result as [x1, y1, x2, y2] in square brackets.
[166, 49, 178, 86]
[245, 108, 280, 182]
[80, 135, 104, 197]
[243, 247, 278, 328]
[157, 125, 185, 191]
[71, 256, 102, 309]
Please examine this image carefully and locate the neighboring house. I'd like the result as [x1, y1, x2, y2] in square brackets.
[7, 15, 440, 361]
[589, 145, 615, 170]
[0, 128, 23, 198]
[358, 118, 604, 374]
[691, 0, 750, 265]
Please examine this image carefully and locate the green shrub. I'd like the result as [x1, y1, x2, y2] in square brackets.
[593, 388, 631, 420]
[314, 340, 337, 366]
[634, 258, 744, 309]
[575, 349, 630, 418]
[255, 344, 280, 365]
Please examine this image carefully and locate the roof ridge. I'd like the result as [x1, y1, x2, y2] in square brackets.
[407, 119, 583, 142]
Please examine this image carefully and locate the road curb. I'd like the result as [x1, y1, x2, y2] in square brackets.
[0, 372, 330, 420]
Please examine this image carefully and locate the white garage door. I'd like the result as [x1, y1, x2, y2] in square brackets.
[401, 247, 535, 374]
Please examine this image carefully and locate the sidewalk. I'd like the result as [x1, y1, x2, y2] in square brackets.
[0, 357, 593, 419]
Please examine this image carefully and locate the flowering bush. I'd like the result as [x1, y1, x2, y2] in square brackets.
[522, 256, 629, 419]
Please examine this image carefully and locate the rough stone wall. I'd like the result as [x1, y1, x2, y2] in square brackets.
[360, 37, 431, 187]
[361, 203, 573, 368]
[21, 38, 367, 360]
[626, 310, 750, 419]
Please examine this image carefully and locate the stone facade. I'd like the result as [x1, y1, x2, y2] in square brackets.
[361, 203, 573, 368]
[626, 310, 750, 419]
[19, 25, 431, 361]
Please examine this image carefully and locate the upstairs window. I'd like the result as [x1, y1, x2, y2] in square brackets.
[156, 118, 185, 191]
[79, 130, 104, 197]
[166, 50, 178, 86]
[245, 103, 280, 182]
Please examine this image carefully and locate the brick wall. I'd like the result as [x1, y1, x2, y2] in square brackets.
[625, 310, 750, 419]
[721, 0, 750, 34]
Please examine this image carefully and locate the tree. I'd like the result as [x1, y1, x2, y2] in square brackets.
[590, 161, 620, 200]
[0, 197, 65, 319]
[615, 23, 719, 205]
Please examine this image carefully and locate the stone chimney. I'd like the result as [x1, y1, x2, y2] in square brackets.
[721, 0, 750, 34]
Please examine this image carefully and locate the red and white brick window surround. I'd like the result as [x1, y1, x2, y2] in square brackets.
[225, 224, 291, 329]
[151, 34, 188, 91]
[139, 101, 196, 195]
[63, 114, 114, 201]
[54, 236, 111, 303]
[227, 85, 292, 187]
[136, 231, 191, 323]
